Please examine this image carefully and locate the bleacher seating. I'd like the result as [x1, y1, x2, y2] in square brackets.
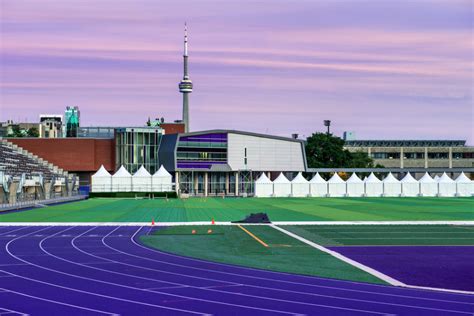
[0, 140, 66, 180]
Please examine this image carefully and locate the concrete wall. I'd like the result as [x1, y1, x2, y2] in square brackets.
[227, 133, 305, 172]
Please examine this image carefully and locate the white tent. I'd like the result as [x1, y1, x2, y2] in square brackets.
[111, 165, 132, 192]
[309, 173, 328, 197]
[152, 165, 173, 192]
[273, 173, 292, 197]
[365, 173, 383, 197]
[291, 172, 310, 197]
[346, 173, 364, 197]
[327, 173, 346, 197]
[434, 175, 441, 182]
[419, 173, 437, 197]
[400, 172, 419, 197]
[438, 173, 456, 197]
[455, 172, 473, 197]
[254, 173, 273, 197]
[382, 172, 401, 197]
[91, 165, 112, 192]
[132, 165, 151, 192]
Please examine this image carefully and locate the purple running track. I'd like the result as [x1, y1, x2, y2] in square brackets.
[329, 246, 474, 292]
[0, 225, 472, 315]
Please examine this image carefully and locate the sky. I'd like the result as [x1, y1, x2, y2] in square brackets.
[1, 0, 473, 143]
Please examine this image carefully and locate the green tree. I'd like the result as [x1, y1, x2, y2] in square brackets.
[7, 125, 25, 137]
[27, 127, 39, 137]
[305, 132, 381, 170]
[305, 133, 351, 168]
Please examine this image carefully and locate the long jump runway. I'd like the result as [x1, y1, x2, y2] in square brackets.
[0, 226, 473, 315]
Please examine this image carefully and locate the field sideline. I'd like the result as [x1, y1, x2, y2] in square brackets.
[0, 196, 473, 222]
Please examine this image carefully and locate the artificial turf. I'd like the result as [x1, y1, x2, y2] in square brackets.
[140, 225, 386, 285]
[0, 198, 474, 222]
[283, 225, 474, 246]
[0, 196, 473, 222]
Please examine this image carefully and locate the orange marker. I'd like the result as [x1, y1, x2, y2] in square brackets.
[207, 229, 212, 234]
[192, 229, 196, 234]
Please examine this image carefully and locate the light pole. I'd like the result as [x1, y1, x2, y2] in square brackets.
[324, 120, 331, 135]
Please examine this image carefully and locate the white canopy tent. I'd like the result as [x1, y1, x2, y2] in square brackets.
[111, 165, 132, 192]
[400, 172, 419, 197]
[254, 173, 273, 197]
[327, 173, 346, 197]
[434, 175, 441, 182]
[152, 165, 173, 192]
[91, 165, 112, 192]
[382, 172, 401, 197]
[273, 173, 292, 197]
[365, 173, 383, 197]
[346, 173, 364, 197]
[309, 173, 328, 197]
[455, 172, 473, 197]
[132, 165, 152, 192]
[419, 173, 437, 197]
[291, 172, 310, 197]
[437, 173, 456, 197]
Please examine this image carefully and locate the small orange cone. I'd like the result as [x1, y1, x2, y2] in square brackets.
[211, 218, 215, 225]
[207, 229, 213, 234]
[192, 229, 196, 234]
[151, 218, 155, 226]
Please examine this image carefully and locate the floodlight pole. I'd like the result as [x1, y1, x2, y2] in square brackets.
[324, 120, 331, 135]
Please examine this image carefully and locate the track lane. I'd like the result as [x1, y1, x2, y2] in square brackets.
[0, 226, 473, 315]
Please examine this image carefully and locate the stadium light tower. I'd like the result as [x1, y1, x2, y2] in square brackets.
[324, 120, 331, 135]
[179, 23, 193, 133]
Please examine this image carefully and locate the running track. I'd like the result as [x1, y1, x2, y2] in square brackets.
[0, 226, 473, 315]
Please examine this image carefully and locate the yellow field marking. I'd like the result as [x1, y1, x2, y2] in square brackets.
[237, 225, 269, 248]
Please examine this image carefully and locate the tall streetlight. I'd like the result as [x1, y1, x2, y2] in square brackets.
[324, 120, 331, 135]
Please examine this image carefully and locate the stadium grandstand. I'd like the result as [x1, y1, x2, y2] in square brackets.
[0, 138, 82, 209]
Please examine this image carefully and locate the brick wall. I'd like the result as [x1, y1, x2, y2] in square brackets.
[7, 138, 115, 173]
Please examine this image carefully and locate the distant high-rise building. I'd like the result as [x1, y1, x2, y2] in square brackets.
[178, 23, 193, 133]
[343, 131, 356, 141]
[39, 114, 62, 138]
[64, 106, 80, 137]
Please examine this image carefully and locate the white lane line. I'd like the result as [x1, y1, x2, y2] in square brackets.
[272, 225, 474, 296]
[70, 226, 386, 315]
[0, 304, 26, 316]
[65, 226, 303, 315]
[1, 221, 473, 226]
[0, 277, 115, 316]
[7, 226, 207, 316]
[40, 226, 293, 316]
[0, 227, 30, 237]
[405, 285, 474, 296]
[271, 225, 405, 287]
[130, 226, 474, 305]
[122, 229, 474, 314]
[109, 227, 474, 314]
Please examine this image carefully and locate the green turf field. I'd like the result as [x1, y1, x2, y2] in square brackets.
[283, 225, 474, 246]
[0, 197, 473, 222]
[140, 225, 386, 284]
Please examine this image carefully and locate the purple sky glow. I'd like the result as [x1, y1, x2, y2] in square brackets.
[0, 0, 473, 142]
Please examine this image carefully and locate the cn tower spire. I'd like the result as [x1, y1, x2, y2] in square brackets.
[179, 22, 193, 132]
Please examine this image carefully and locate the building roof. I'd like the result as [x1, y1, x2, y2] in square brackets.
[179, 129, 305, 144]
[344, 140, 466, 147]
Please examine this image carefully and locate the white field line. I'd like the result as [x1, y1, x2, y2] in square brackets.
[270, 225, 406, 287]
[0, 221, 473, 226]
[271, 225, 474, 296]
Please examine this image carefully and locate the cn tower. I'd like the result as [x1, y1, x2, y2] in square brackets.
[178, 23, 193, 133]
